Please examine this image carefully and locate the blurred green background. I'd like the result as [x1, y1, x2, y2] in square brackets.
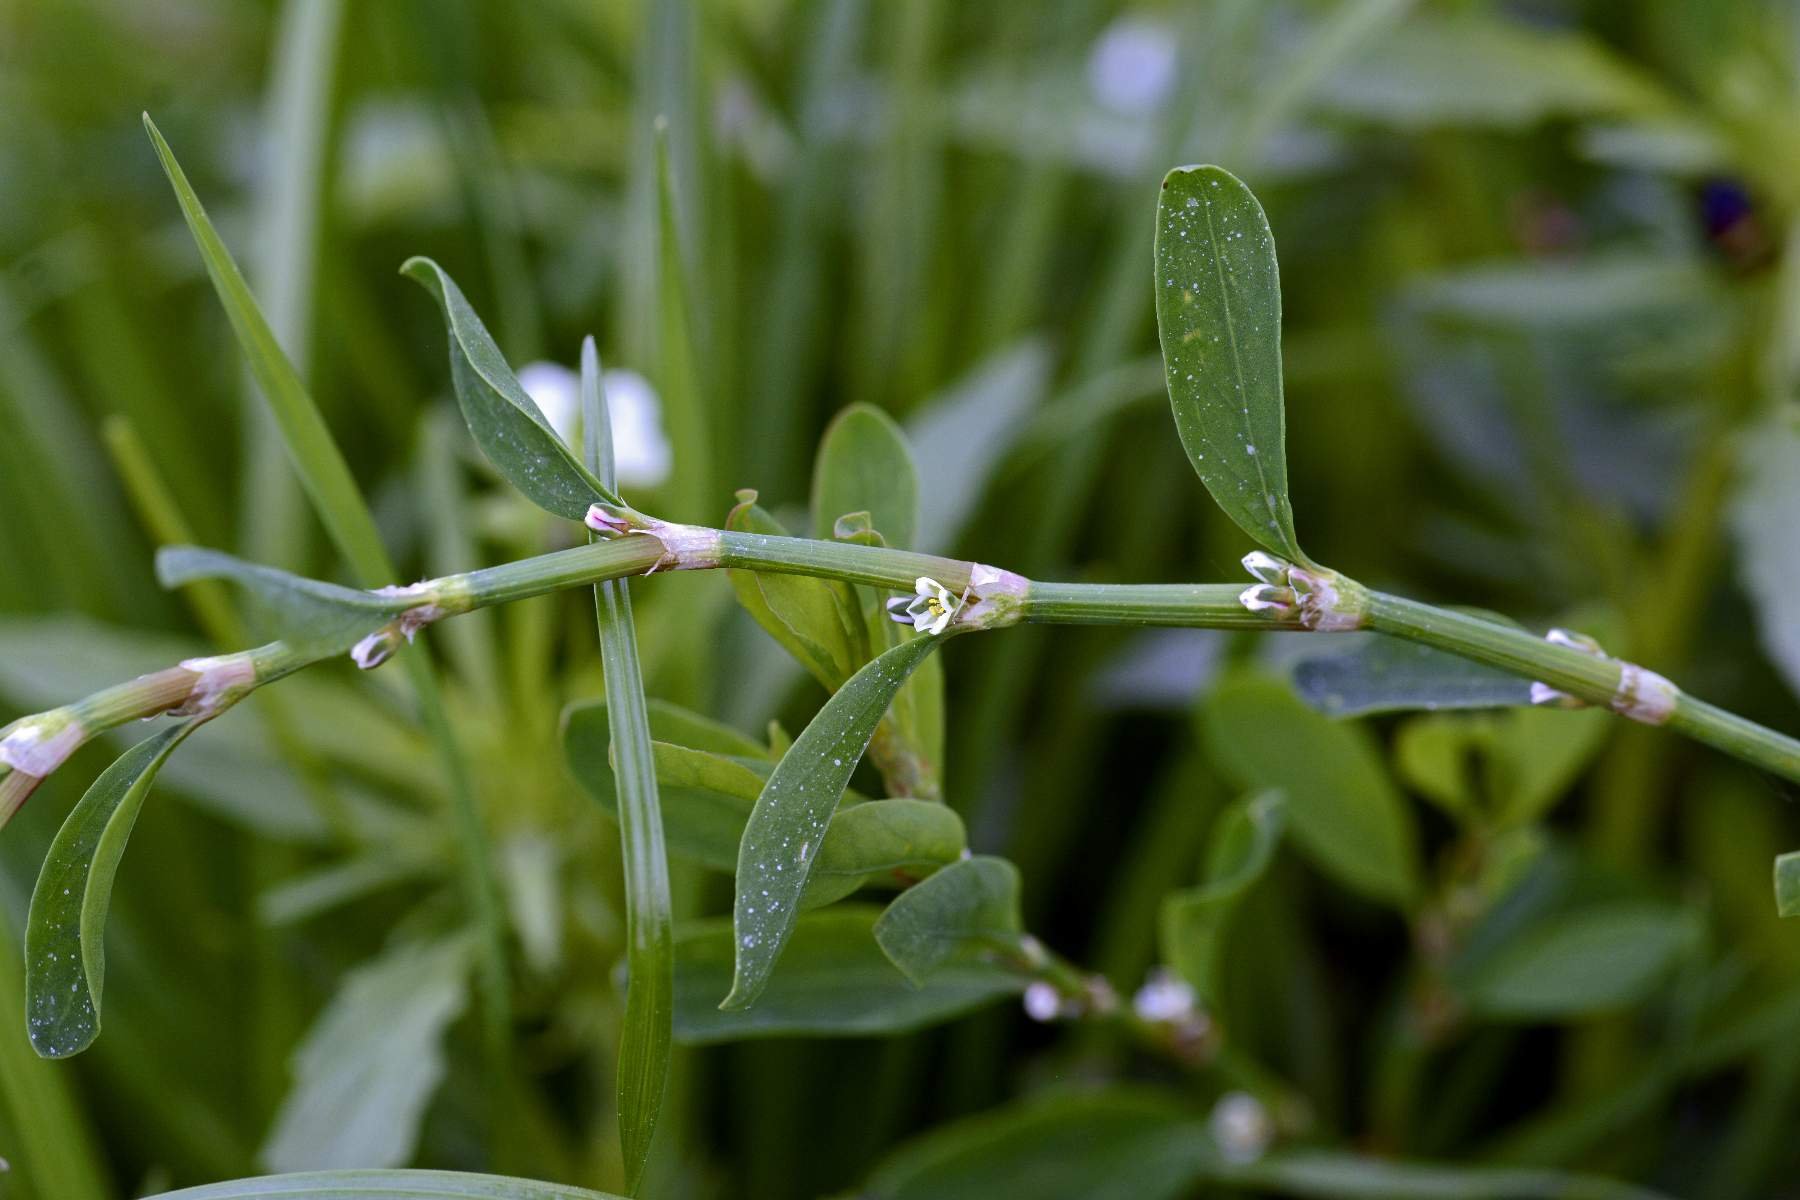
[6, 0, 1800, 1197]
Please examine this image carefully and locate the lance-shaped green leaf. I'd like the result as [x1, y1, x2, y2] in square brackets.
[873, 856, 1024, 986]
[675, 908, 1021, 1043]
[724, 633, 945, 1009]
[400, 258, 618, 520]
[726, 491, 860, 688]
[581, 338, 671, 1193]
[157, 546, 406, 656]
[1154, 165, 1305, 563]
[26, 721, 195, 1058]
[262, 936, 473, 1170]
[1159, 791, 1286, 1004]
[812, 404, 920, 549]
[1778, 852, 1800, 918]
[142, 1171, 626, 1199]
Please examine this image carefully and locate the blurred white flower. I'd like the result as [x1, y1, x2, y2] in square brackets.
[1132, 969, 1197, 1023]
[517, 361, 673, 489]
[1209, 1091, 1274, 1165]
[1087, 16, 1178, 117]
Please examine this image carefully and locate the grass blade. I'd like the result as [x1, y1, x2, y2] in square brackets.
[724, 634, 944, 1010]
[26, 721, 196, 1058]
[143, 113, 512, 1085]
[1153, 164, 1305, 563]
[581, 338, 672, 1191]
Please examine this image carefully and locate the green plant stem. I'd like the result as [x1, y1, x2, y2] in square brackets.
[1361, 592, 1800, 782]
[21, 529, 1800, 793]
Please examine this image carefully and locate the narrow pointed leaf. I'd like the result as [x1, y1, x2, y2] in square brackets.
[873, 856, 1024, 986]
[145, 115, 510, 1066]
[675, 908, 1021, 1043]
[142, 114, 392, 584]
[581, 339, 671, 1192]
[157, 545, 404, 655]
[1154, 165, 1304, 562]
[1159, 791, 1286, 1004]
[402, 259, 617, 519]
[26, 721, 194, 1058]
[143, 1171, 625, 1199]
[725, 634, 944, 1009]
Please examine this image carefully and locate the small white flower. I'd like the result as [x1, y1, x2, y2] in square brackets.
[885, 576, 962, 636]
[1241, 551, 1290, 587]
[1132, 969, 1197, 1023]
[1022, 981, 1064, 1023]
[1209, 1091, 1274, 1165]
[1238, 584, 1296, 616]
[518, 362, 673, 488]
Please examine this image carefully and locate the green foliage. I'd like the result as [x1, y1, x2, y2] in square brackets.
[1159, 791, 1285, 1004]
[156, 546, 404, 656]
[1201, 673, 1418, 905]
[403, 258, 618, 520]
[726, 634, 943, 1009]
[26, 722, 194, 1058]
[7, 5, 1800, 1197]
[261, 937, 472, 1170]
[874, 855, 1023, 985]
[581, 339, 670, 1192]
[1154, 165, 1302, 562]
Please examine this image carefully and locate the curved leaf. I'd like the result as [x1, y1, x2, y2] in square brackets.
[401, 257, 618, 520]
[675, 907, 1020, 1043]
[725, 634, 944, 1009]
[1201, 673, 1418, 906]
[157, 545, 403, 655]
[26, 721, 194, 1058]
[874, 856, 1023, 986]
[1154, 165, 1303, 562]
[803, 798, 965, 909]
[812, 403, 919, 549]
[261, 937, 472, 1171]
[143, 1169, 624, 1199]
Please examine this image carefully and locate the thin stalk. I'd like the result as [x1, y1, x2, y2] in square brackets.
[13, 529, 1800, 796]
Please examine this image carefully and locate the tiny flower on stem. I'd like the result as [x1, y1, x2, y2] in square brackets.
[886, 576, 963, 636]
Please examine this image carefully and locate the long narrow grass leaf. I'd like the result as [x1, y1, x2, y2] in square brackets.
[582, 338, 671, 1191]
[144, 114, 512, 1080]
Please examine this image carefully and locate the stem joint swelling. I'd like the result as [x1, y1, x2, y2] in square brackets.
[1529, 628, 1679, 727]
[1236, 552, 1368, 631]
